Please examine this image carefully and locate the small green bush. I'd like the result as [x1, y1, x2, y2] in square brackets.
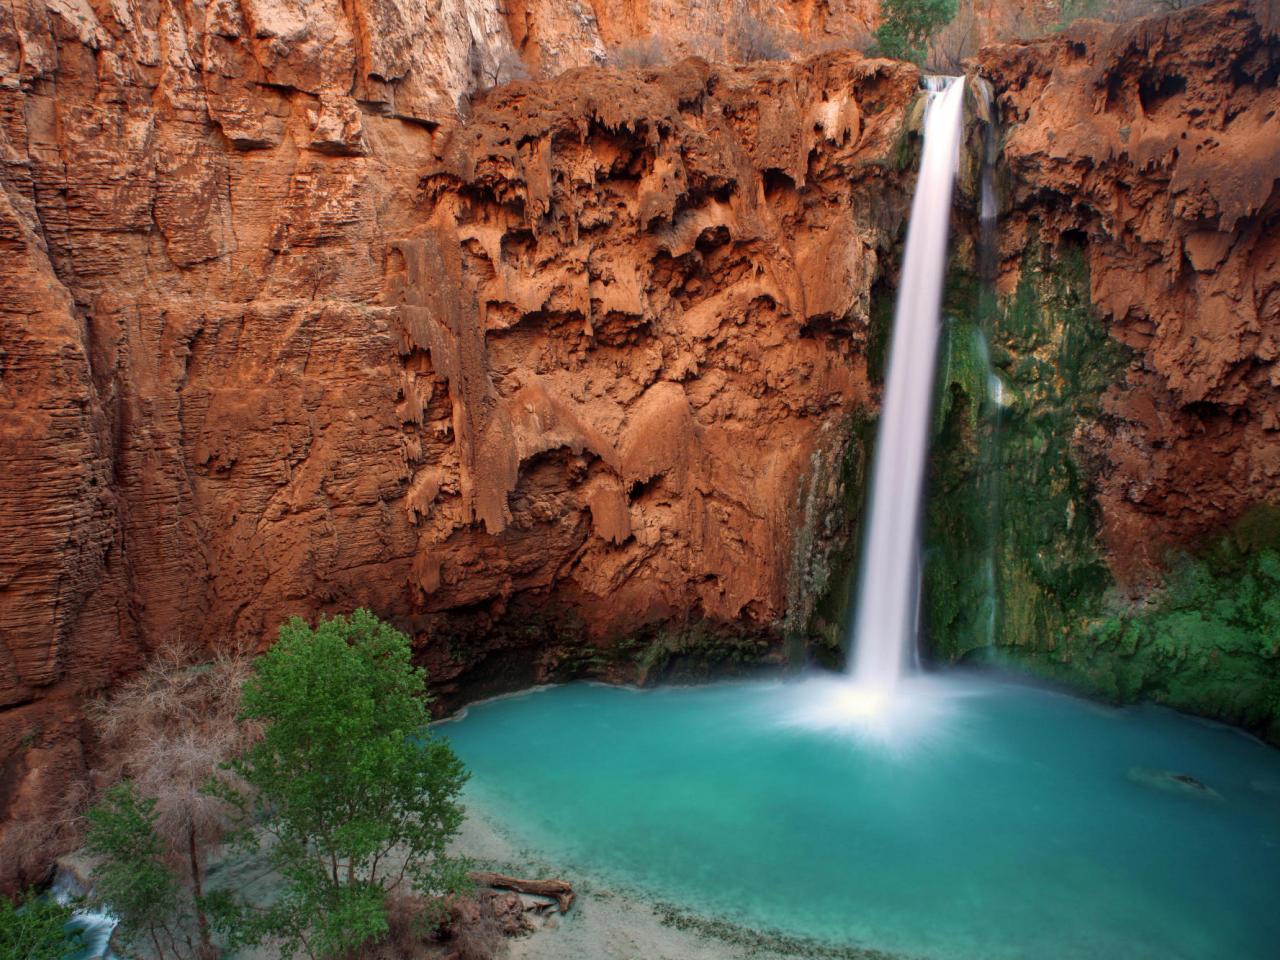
[0, 890, 84, 960]
[85, 782, 192, 958]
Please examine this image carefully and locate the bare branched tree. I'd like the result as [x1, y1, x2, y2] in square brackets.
[609, 36, 668, 69]
[927, 1, 978, 73]
[730, 3, 792, 62]
[86, 643, 259, 959]
[469, 39, 530, 94]
[480, 48, 531, 88]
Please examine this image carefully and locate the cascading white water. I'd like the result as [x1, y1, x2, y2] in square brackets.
[847, 76, 967, 694]
[974, 76, 1005, 650]
[51, 867, 118, 960]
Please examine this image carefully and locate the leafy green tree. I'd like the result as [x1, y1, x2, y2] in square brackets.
[86, 645, 257, 959]
[210, 610, 470, 960]
[85, 782, 192, 960]
[0, 890, 84, 960]
[875, 0, 957, 65]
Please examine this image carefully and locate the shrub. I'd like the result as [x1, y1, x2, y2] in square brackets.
[730, 7, 791, 62]
[476, 48, 530, 89]
[610, 37, 667, 69]
[85, 782, 193, 960]
[451, 903, 506, 960]
[360, 891, 436, 960]
[86, 644, 257, 957]
[0, 890, 84, 960]
[875, 0, 957, 66]
[209, 610, 470, 960]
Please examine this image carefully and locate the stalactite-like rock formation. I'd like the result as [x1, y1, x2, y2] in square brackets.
[0, 0, 918, 887]
[985, 0, 1280, 578]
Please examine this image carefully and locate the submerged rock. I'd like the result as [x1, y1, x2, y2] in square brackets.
[1249, 776, 1280, 799]
[1127, 766, 1223, 800]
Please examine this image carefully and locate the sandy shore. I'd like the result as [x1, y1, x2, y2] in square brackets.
[70, 787, 898, 960]
[452, 803, 906, 960]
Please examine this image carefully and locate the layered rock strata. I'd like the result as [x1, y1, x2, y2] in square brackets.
[0, 0, 919, 887]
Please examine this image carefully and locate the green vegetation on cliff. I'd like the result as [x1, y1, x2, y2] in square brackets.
[923, 237, 1280, 742]
[926, 242, 1127, 663]
[875, 0, 957, 65]
[1083, 508, 1280, 741]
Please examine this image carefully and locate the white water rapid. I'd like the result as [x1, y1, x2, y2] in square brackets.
[51, 867, 118, 959]
[847, 76, 967, 695]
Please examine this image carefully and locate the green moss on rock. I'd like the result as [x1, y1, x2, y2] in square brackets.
[1074, 507, 1280, 741]
[795, 411, 877, 669]
[926, 239, 1125, 667]
[923, 235, 1280, 742]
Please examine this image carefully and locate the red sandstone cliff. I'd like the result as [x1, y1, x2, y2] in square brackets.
[981, 0, 1280, 582]
[0, 0, 919, 885]
[3, 0, 1277, 891]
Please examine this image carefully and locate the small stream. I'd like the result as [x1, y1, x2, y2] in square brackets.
[50, 869, 117, 960]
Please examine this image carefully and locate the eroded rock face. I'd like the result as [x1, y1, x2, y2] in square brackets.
[0, 0, 919, 886]
[984, 0, 1280, 580]
[506, 0, 878, 74]
[920, 0, 1280, 737]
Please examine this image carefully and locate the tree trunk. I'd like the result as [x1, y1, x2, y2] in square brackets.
[149, 927, 168, 960]
[187, 823, 214, 958]
[468, 871, 575, 913]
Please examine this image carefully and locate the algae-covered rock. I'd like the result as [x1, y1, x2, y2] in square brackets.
[1127, 767, 1222, 801]
[923, 236, 1280, 744]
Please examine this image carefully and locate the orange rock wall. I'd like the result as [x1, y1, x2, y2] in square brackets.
[0, 0, 920, 886]
[507, 0, 879, 74]
[982, 0, 1280, 582]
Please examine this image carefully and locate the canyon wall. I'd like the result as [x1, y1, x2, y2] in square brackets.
[925, 0, 1280, 738]
[3, 0, 1278, 890]
[0, 0, 920, 886]
[505, 0, 877, 74]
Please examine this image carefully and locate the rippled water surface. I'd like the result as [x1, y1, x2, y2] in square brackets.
[440, 674, 1280, 959]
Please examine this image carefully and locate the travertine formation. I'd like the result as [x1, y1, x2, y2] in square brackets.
[0, 0, 918, 886]
[918, 0, 1279, 740]
[2, 0, 1278, 891]
[983, 0, 1280, 581]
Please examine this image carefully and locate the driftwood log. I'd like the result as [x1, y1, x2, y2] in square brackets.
[469, 871, 575, 913]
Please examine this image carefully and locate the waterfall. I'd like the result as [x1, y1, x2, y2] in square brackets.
[51, 867, 118, 960]
[974, 77, 1004, 650]
[847, 76, 966, 692]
